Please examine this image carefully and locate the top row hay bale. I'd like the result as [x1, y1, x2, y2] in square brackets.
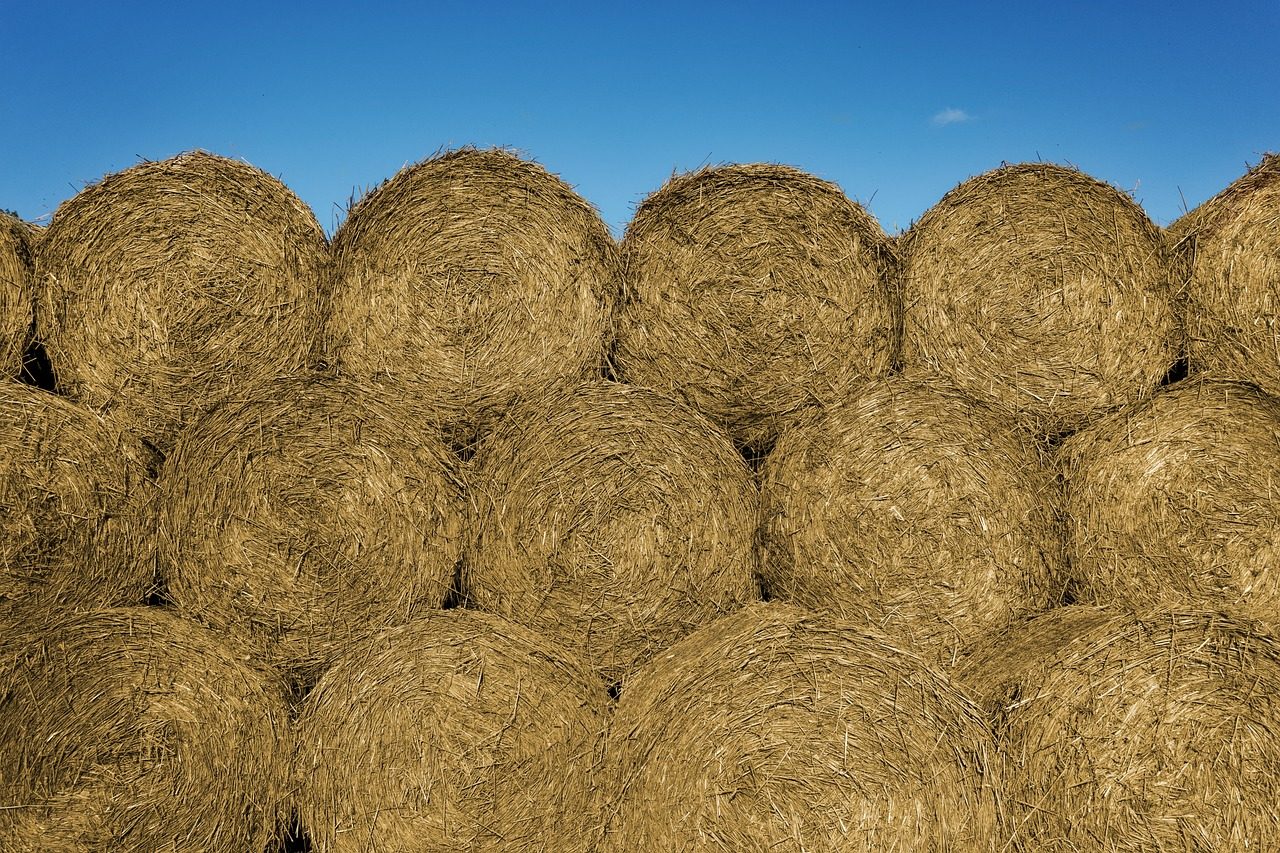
[614, 163, 896, 451]
[323, 147, 620, 446]
[1168, 153, 1280, 395]
[900, 162, 1179, 442]
[0, 211, 36, 378]
[35, 151, 328, 453]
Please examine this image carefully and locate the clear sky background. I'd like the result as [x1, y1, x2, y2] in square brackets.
[3, 1, 1277, 237]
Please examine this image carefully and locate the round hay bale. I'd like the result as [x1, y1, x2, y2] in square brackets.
[464, 380, 759, 685]
[1, 379, 156, 607]
[1057, 377, 1280, 617]
[900, 162, 1179, 440]
[598, 602, 1003, 852]
[324, 147, 620, 446]
[0, 212, 35, 378]
[957, 606, 1280, 851]
[35, 150, 327, 453]
[614, 163, 897, 450]
[759, 377, 1063, 663]
[0, 606, 291, 852]
[1169, 154, 1280, 393]
[296, 609, 610, 853]
[155, 373, 465, 680]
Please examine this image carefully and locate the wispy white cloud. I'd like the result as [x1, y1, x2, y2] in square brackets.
[932, 108, 972, 126]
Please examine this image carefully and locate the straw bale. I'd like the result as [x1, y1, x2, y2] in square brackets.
[0, 606, 291, 852]
[900, 162, 1179, 440]
[759, 377, 1063, 663]
[1169, 154, 1280, 393]
[155, 373, 465, 680]
[1, 379, 156, 607]
[296, 609, 610, 853]
[324, 147, 620, 446]
[1058, 378, 1280, 616]
[957, 606, 1280, 851]
[35, 150, 327, 452]
[464, 380, 759, 685]
[614, 163, 897, 450]
[597, 602, 1003, 852]
[0, 212, 35, 378]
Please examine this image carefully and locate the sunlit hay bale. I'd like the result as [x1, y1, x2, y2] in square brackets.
[759, 378, 1063, 664]
[0, 606, 291, 853]
[1, 379, 156, 607]
[324, 147, 620, 447]
[296, 609, 610, 853]
[957, 606, 1280, 851]
[900, 162, 1179, 441]
[0, 212, 35, 378]
[155, 373, 465, 681]
[1057, 377, 1280, 617]
[1169, 154, 1280, 393]
[464, 380, 758, 686]
[613, 163, 897, 451]
[597, 602, 1004, 852]
[35, 150, 327, 453]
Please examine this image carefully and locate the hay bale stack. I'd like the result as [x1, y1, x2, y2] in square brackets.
[614, 163, 897, 450]
[0, 606, 291, 852]
[296, 609, 610, 853]
[1169, 154, 1280, 393]
[465, 381, 759, 685]
[957, 606, 1280, 851]
[156, 373, 465, 680]
[598, 602, 1003, 852]
[759, 378, 1063, 663]
[324, 147, 620, 446]
[0, 212, 35, 378]
[901, 162, 1178, 440]
[1058, 378, 1280, 617]
[1, 379, 156, 607]
[35, 150, 327, 452]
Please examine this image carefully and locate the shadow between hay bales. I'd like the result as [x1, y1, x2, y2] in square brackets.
[1159, 355, 1190, 387]
[18, 329, 56, 392]
[268, 816, 311, 853]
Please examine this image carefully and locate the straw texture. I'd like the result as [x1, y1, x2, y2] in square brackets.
[296, 609, 610, 853]
[614, 163, 897, 450]
[156, 373, 465, 679]
[0, 212, 35, 378]
[958, 606, 1280, 851]
[901, 162, 1179, 440]
[0, 606, 292, 852]
[465, 380, 759, 685]
[35, 150, 327, 452]
[597, 602, 1003, 852]
[759, 378, 1063, 663]
[324, 147, 620, 446]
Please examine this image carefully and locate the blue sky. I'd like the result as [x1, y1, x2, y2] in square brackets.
[3, 1, 1277, 236]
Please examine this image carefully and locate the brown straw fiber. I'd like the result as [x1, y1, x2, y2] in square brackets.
[901, 162, 1179, 441]
[465, 380, 759, 686]
[35, 150, 327, 453]
[155, 373, 465, 679]
[296, 609, 610, 853]
[597, 602, 1003, 852]
[1057, 377, 1280, 618]
[759, 377, 1063, 664]
[957, 606, 1280, 851]
[614, 163, 897, 450]
[1, 379, 156, 607]
[324, 147, 620, 446]
[0, 212, 35, 378]
[0, 606, 291, 853]
[1168, 153, 1280, 393]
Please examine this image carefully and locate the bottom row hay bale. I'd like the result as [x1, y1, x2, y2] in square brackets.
[759, 378, 1063, 664]
[0, 606, 291, 853]
[295, 609, 610, 853]
[597, 602, 1003, 853]
[958, 606, 1280, 852]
